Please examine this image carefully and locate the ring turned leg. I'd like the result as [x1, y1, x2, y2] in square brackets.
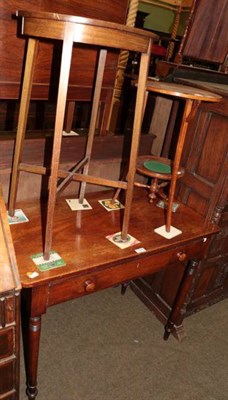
[164, 259, 200, 340]
[23, 316, 42, 399]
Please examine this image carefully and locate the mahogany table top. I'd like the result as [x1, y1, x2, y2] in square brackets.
[10, 189, 219, 288]
[146, 80, 222, 102]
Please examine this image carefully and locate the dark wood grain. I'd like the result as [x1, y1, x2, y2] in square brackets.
[0, 186, 21, 399]
[183, 0, 228, 63]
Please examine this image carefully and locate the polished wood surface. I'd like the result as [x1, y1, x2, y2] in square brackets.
[10, 188, 219, 398]
[0, 185, 21, 400]
[146, 81, 222, 102]
[11, 189, 219, 288]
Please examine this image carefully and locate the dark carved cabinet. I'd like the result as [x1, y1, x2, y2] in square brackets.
[177, 85, 228, 314]
[0, 186, 21, 399]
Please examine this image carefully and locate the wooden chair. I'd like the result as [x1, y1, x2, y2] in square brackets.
[8, 11, 157, 259]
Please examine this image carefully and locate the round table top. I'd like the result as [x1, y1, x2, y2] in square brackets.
[146, 80, 222, 102]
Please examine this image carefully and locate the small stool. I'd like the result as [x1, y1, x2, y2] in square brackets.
[135, 155, 184, 203]
[144, 81, 222, 233]
[8, 11, 158, 260]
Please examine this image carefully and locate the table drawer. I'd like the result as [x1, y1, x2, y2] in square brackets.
[47, 238, 207, 306]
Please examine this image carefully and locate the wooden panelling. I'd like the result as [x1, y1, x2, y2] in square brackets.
[183, 0, 228, 63]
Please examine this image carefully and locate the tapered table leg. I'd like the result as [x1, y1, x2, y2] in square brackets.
[164, 259, 200, 340]
[23, 316, 42, 399]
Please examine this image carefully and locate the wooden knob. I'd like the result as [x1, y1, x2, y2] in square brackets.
[84, 280, 95, 292]
[177, 252, 187, 262]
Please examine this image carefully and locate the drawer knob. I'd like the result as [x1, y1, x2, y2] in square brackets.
[84, 280, 95, 292]
[177, 252, 187, 262]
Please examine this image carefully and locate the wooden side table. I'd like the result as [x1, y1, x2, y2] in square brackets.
[145, 81, 221, 233]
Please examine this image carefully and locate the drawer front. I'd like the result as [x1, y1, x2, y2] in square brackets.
[0, 295, 15, 328]
[0, 328, 14, 360]
[0, 360, 15, 395]
[48, 239, 207, 306]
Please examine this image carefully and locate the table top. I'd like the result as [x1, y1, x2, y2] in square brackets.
[10, 189, 219, 288]
[174, 78, 228, 97]
[16, 10, 158, 40]
[146, 80, 222, 102]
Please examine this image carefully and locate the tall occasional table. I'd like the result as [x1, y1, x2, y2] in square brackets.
[142, 81, 221, 234]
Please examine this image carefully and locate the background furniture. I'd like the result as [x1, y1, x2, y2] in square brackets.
[139, 81, 221, 232]
[131, 83, 227, 336]
[135, 154, 184, 204]
[8, 11, 156, 260]
[157, 0, 228, 75]
[131, 0, 228, 338]
[0, 185, 21, 399]
[0, 0, 129, 135]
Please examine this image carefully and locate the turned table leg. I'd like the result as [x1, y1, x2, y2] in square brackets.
[164, 259, 200, 340]
[22, 316, 42, 399]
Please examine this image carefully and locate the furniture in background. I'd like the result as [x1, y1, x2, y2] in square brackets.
[131, 80, 228, 335]
[130, 0, 228, 336]
[174, 0, 228, 69]
[0, 0, 129, 135]
[157, 0, 228, 76]
[135, 154, 184, 204]
[0, 185, 21, 399]
[137, 81, 221, 232]
[8, 11, 157, 260]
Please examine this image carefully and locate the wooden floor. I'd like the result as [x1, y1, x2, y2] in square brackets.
[10, 188, 219, 289]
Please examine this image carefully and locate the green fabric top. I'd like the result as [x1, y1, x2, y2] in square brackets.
[143, 160, 171, 174]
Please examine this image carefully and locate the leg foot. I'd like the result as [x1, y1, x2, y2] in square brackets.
[26, 385, 38, 400]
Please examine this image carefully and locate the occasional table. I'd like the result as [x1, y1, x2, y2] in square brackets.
[144, 81, 221, 233]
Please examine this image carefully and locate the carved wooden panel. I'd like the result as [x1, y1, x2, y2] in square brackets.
[177, 99, 228, 222]
[183, 0, 228, 64]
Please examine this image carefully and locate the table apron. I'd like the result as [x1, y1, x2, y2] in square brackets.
[46, 239, 206, 307]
